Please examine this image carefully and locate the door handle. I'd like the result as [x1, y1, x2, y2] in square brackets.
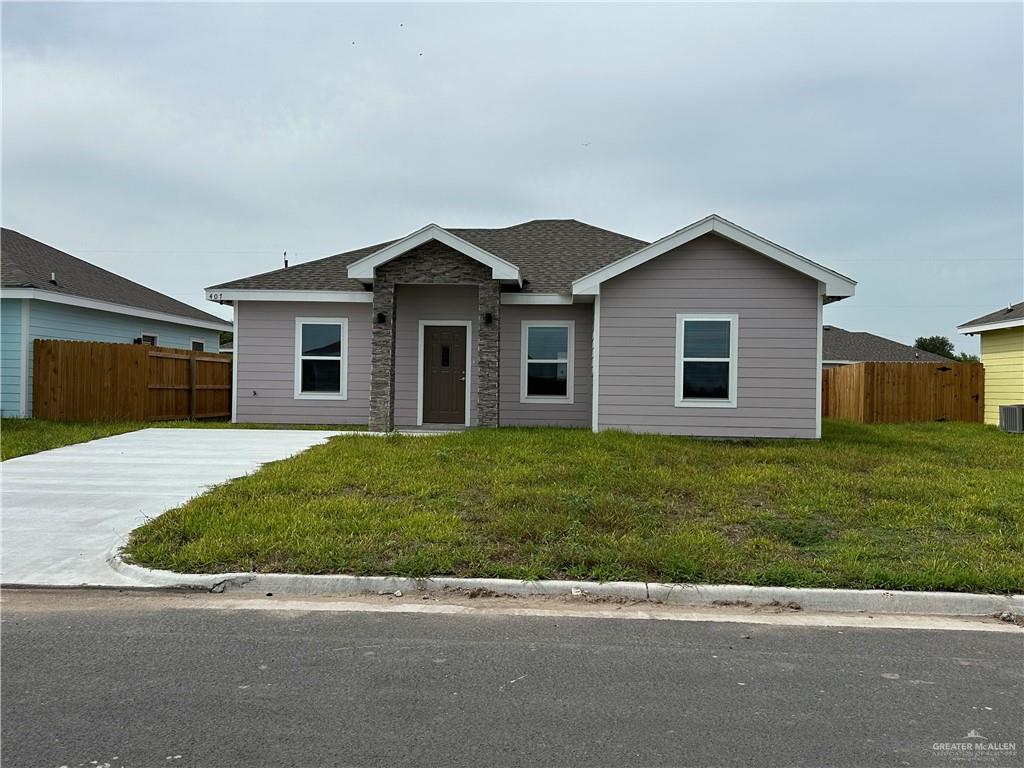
[458, 376, 466, 382]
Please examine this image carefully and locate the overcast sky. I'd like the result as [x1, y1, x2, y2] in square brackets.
[3, 2, 1021, 351]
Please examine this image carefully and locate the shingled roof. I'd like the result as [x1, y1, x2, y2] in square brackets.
[958, 301, 1024, 332]
[2, 228, 229, 325]
[823, 326, 949, 364]
[209, 219, 649, 294]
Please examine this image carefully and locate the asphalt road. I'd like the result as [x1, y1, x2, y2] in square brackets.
[2, 590, 1021, 768]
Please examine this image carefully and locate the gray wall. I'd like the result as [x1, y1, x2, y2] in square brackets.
[236, 300, 371, 425]
[394, 285, 479, 427]
[598, 233, 820, 438]
[499, 303, 593, 427]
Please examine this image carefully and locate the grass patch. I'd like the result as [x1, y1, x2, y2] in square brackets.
[124, 420, 1024, 593]
[0, 419, 355, 461]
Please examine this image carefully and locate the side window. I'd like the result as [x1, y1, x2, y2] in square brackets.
[140, 333, 158, 346]
[191, 340, 205, 352]
[675, 315, 737, 407]
[294, 318, 348, 399]
[520, 321, 574, 402]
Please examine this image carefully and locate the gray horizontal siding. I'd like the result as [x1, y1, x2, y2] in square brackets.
[236, 301, 371, 425]
[499, 303, 593, 427]
[394, 285, 478, 427]
[598, 233, 820, 439]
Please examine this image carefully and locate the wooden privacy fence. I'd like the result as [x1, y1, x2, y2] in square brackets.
[821, 361, 983, 424]
[33, 339, 232, 422]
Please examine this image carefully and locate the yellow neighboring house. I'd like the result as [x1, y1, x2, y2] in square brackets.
[958, 301, 1024, 425]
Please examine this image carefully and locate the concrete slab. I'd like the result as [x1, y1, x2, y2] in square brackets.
[1, 428, 339, 587]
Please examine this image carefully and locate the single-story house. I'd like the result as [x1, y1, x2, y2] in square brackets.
[206, 215, 856, 438]
[822, 325, 948, 368]
[1, 229, 232, 418]
[957, 301, 1024, 425]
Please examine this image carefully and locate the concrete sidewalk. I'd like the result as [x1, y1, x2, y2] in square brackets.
[0, 428, 339, 586]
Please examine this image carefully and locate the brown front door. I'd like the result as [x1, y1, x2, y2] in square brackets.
[423, 325, 467, 424]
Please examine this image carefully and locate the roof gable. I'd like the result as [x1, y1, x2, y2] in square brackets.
[346, 224, 522, 284]
[571, 215, 856, 298]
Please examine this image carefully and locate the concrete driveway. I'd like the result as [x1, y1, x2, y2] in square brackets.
[1, 428, 338, 587]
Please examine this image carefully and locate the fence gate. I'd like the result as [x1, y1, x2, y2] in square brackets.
[32, 339, 232, 421]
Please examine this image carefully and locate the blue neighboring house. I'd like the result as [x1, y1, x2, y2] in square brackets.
[1, 228, 232, 417]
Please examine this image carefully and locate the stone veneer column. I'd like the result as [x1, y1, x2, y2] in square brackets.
[369, 280, 396, 431]
[477, 282, 500, 427]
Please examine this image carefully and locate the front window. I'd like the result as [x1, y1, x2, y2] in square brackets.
[521, 321, 574, 402]
[675, 315, 737, 407]
[294, 318, 347, 399]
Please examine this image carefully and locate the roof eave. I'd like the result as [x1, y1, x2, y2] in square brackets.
[957, 317, 1024, 335]
[1, 287, 232, 331]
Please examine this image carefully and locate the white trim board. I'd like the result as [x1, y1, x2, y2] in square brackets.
[591, 294, 601, 433]
[519, 320, 575, 405]
[293, 317, 349, 401]
[348, 224, 522, 285]
[815, 285, 824, 439]
[416, 320, 473, 427]
[206, 289, 373, 304]
[500, 293, 574, 305]
[231, 310, 239, 423]
[18, 300, 30, 417]
[957, 317, 1024, 334]
[572, 215, 857, 298]
[0, 288, 232, 331]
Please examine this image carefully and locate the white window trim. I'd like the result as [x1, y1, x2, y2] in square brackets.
[190, 338, 206, 352]
[417, 320, 473, 427]
[140, 332, 159, 347]
[294, 317, 348, 400]
[520, 320, 575, 404]
[674, 314, 738, 409]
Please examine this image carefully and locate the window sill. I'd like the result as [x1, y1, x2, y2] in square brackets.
[674, 399, 737, 409]
[521, 394, 574, 404]
[294, 392, 348, 401]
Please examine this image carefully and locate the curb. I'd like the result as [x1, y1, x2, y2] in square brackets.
[108, 555, 1023, 617]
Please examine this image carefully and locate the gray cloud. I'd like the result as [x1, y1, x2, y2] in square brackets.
[3, 2, 1021, 350]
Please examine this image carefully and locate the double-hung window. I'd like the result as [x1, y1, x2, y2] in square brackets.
[294, 318, 347, 399]
[520, 321, 574, 403]
[675, 314, 738, 407]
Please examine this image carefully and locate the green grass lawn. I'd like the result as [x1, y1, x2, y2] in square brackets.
[0, 419, 354, 461]
[123, 420, 1024, 593]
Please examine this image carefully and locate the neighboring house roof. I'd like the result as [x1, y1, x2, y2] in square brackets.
[822, 326, 949, 364]
[957, 301, 1024, 334]
[2, 228, 230, 329]
[208, 219, 648, 294]
[208, 215, 855, 300]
